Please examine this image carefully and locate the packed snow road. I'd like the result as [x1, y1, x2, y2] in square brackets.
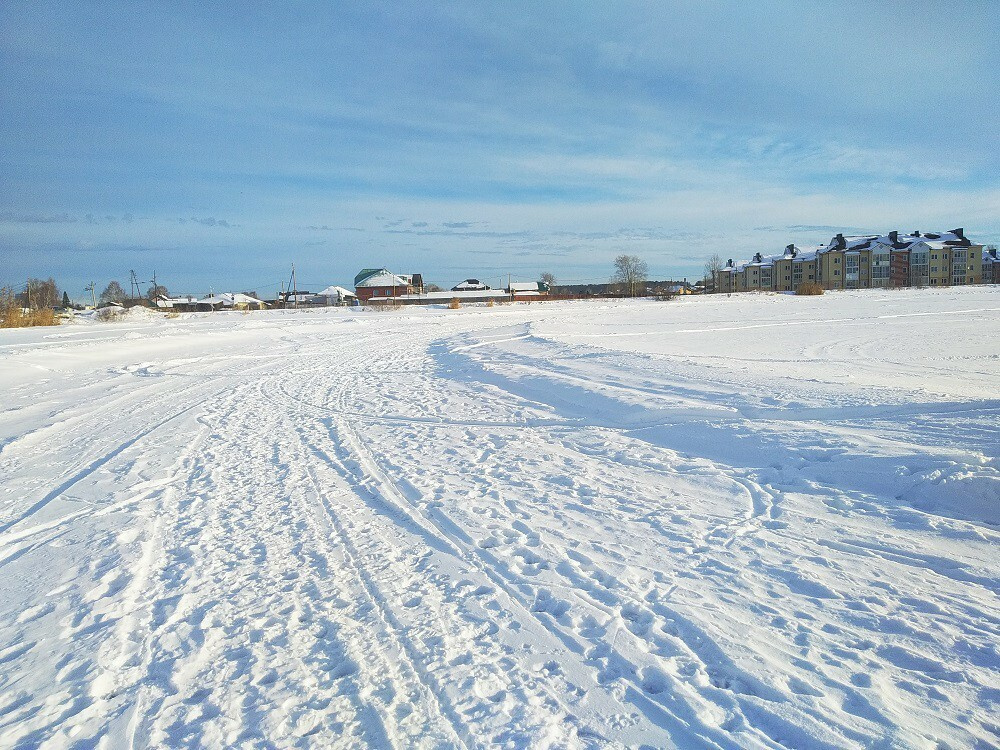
[1, 288, 998, 749]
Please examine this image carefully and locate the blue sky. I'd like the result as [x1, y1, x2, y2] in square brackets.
[2, 1, 998, 298]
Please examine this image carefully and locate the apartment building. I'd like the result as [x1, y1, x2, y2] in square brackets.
[715, 229, 983, 293]
[715, 245, 818, 293]
[983, 248, 1000, 284]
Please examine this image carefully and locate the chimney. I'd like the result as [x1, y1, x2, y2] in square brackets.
[950, 227, 965, 239]
[889, 231, 898, 244]
[835, 233, 846, 250]
[913, 230, 920, 237]
[727, 259, 734, 267]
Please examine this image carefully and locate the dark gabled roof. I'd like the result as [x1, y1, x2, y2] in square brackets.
[354, 268, 388, 286]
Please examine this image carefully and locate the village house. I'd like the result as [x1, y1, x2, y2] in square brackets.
[353, 270, 552, 305]
[315, 285, 358, 305]
[353, 268, 423, 303]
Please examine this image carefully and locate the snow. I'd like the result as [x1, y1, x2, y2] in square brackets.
[452, 280, 491, 291]
[197, 292, 265, 306]
[509, 282, 545, 292]
[316, 286, 357, 299]
[355, 271, 411, 288]
[0, 287, 997, 748]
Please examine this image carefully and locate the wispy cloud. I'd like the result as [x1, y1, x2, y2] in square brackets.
[304, 225, 365, 232]
[1, 1, 997, 293]
[0, 212, 78, 224]
[180, 217, 234, 227]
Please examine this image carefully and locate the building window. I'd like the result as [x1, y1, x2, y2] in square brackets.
[846, 255, 859, 283]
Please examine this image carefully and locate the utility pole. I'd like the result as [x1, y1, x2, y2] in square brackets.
[85, 282, 96, 308]
[129, 269, 143, 301]
[291, 263, 297, 309]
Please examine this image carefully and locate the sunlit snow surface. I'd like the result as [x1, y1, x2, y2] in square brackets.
[1, 288, 997, 749]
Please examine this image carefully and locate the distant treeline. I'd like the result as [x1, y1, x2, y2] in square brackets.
[554, 279, 692, 296]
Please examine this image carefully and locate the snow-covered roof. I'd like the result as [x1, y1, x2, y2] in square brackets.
[727, 245, 817, 273]
[824, 229, 974, 253]
[509, 281, 546, 292]
[452, 279, 490, 291]
[316, 285, 357, 298]
[354, 268, 412, 288]
[197, 293, 265, 306]
[154, 295, 200, 308]
[232, 293, 265, 304]
[356, 272, 411, 288]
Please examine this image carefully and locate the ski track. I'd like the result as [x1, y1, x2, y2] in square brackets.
[0, 290, 997, 749]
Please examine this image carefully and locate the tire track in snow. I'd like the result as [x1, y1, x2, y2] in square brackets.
[293, 439, 474, 749]
[345, 417, 874, 750]
[268, 335, 620, 746]
[269, 364, 479, 747]
[433, 321, 999, 747]
[114, 379, 379, 748]
[268, 336, 777, 749]
[0, 387, 226, 536]
[340, 325, 937, 748]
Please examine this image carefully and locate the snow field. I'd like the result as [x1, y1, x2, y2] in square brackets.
[0, 287, 997, 748]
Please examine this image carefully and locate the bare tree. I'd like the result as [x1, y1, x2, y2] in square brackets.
[146, 284, 169, 300]
[0, 286, 16, 323]
[539, 271, 556, 290]
[27, 278, 59, 309]
[703, 253, 723, 293]
[99, 280, 126, 306]
[612, 255, 648, 297]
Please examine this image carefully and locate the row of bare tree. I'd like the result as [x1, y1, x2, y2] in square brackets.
[0, 281, 61, 327]
[96, 280, 169, 305]
[537, 256, 651, 297]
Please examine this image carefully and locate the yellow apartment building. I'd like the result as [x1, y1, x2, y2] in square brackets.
[716, 229, 982, 294]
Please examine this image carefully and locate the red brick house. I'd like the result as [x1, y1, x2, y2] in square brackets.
[353, 268, 423, 303]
